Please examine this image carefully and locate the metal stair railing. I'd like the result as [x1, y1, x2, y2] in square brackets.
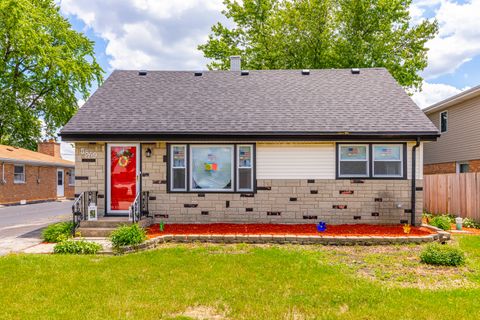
[72, 191, 98, 236]
[129, 191, 150, 223]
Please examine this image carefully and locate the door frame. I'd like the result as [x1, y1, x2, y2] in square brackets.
[56, 168, 64, 197]
[106, 143, 140, 215]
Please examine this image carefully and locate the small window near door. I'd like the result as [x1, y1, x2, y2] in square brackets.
[68, 169, 75, 186]
[440, 111, 448, 133]
[237, 145, 254, 191]
[457, 162, 469, 173]
[170, 145, 187, 191]
[14, 164, 25, 183]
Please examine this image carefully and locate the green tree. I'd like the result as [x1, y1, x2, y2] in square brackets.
[0, 0, 103, 150]
[198, 0, 438, 90]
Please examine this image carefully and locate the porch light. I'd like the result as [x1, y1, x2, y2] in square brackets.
[146, 148, 152, 158]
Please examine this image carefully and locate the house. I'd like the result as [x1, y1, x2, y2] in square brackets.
[423, 85, 480, 174]
[0, 140, 75, 205]
[60, 59, 439, 226]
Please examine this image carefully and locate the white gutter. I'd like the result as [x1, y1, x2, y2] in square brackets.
[0, 158, 74, 168]
[423, 84, 480, 115]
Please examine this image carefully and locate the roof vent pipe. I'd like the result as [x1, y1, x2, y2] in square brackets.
[241, 70, 249, 76]
[194, 71, 203, 76]
[138, 70, 147, 76]
[351, 68, 360, 74]
[302, 69, 310, 75]
[230, 56, 241, 71]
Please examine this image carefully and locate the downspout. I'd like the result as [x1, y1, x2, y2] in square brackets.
[411, 138, 421, 226]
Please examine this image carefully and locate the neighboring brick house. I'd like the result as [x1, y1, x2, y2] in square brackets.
[60, 60, 439, 226]
[0, 141, 75, 205]
[423, 85, 480, 174]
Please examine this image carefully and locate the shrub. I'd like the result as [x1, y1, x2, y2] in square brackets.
[420, 243, 466, 266]
[110, 224, 147, 248]
[54, 239, 102, 254]
[42, 222, 74, 243]
[463, 218, 480, 229]
[429, 215, 451, 231]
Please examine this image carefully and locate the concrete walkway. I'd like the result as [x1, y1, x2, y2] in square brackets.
[19, 238, 113, 254]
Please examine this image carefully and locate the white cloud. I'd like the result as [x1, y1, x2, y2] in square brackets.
[60, 142, 75, 161]
[60, 0, 226, 71]
[411, 81, 468, 108]
[417, 0, 480, 79]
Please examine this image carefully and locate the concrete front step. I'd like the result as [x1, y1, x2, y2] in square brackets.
[77, 227, 116, 237]
[79, 219, 132, 228]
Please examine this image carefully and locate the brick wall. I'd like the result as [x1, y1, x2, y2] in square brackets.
[37, 141, 61, 158]
[424, 162, 456, 174]
[424, 159, 480, 174]
[74, 142, 422, 225]
[0, 163, 74, 205]
[467, 160, 480, 172]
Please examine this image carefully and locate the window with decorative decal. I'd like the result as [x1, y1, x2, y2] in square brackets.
[190, 145, 234, 191]
[237, 145, 254, 191]
[168, 144, 255, 192]
[14, 164, 25, 183]
[372, 145, 403, 177]
[170, 145, 187, 191]
[337, 143, 406, 179]
[338, 145, 369, 177]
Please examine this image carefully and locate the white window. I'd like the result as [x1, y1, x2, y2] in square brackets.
[372, 145, 403, 177]
[237, 145, 254, 191]
[457, 162, 469, 173]
[170, 145, 187, 191]
[14, 164, 25, 183]
[190, 145, 234, 191]
[338, 145, 369, 177]
[68, 169, 75, 186]
[440, 111, 448, 133]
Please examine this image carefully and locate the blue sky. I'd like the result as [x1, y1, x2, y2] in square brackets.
[59, 0, 480, 107]
[58, 0, 480, 157]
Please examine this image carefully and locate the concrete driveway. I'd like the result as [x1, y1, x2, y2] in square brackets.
[0, 200, 72, 255]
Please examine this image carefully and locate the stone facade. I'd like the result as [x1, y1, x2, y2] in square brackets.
[424, 159, 480, 174]
[75, 142, 423, 225]
[74, 143, 106, 214]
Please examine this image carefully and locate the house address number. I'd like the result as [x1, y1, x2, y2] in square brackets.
[81, 148, 97, 159]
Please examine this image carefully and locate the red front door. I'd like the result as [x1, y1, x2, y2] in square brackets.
[109, 145, 138, 212]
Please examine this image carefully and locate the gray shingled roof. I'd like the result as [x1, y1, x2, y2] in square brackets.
[61, 68, 438, 138]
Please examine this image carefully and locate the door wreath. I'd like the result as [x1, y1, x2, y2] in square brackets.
[116, 149, 134, 167]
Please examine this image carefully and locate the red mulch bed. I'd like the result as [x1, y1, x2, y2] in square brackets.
[146, 223, 434, 238]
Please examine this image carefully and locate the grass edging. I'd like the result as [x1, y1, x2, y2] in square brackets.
[117, 232, 443, 254]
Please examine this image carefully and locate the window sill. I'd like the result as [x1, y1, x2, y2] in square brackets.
[14, 181, 26, 184]
[336, 177, 406, 180]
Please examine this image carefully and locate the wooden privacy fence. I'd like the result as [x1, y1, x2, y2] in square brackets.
[424, 173, 480, 221]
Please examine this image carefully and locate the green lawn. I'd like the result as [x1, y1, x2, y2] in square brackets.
[1, 236, 479, 320]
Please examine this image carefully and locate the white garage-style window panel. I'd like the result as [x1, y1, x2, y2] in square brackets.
[170, 145, 187, 191]
[168, 144, 255, 192]
[372, 145, 403, 177]
[237, 145, 254, 191]
[14, 164, 25, 183]
[338, 145, 369, 177]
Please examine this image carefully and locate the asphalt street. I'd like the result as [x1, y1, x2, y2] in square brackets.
[0, 200, 72, 255]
